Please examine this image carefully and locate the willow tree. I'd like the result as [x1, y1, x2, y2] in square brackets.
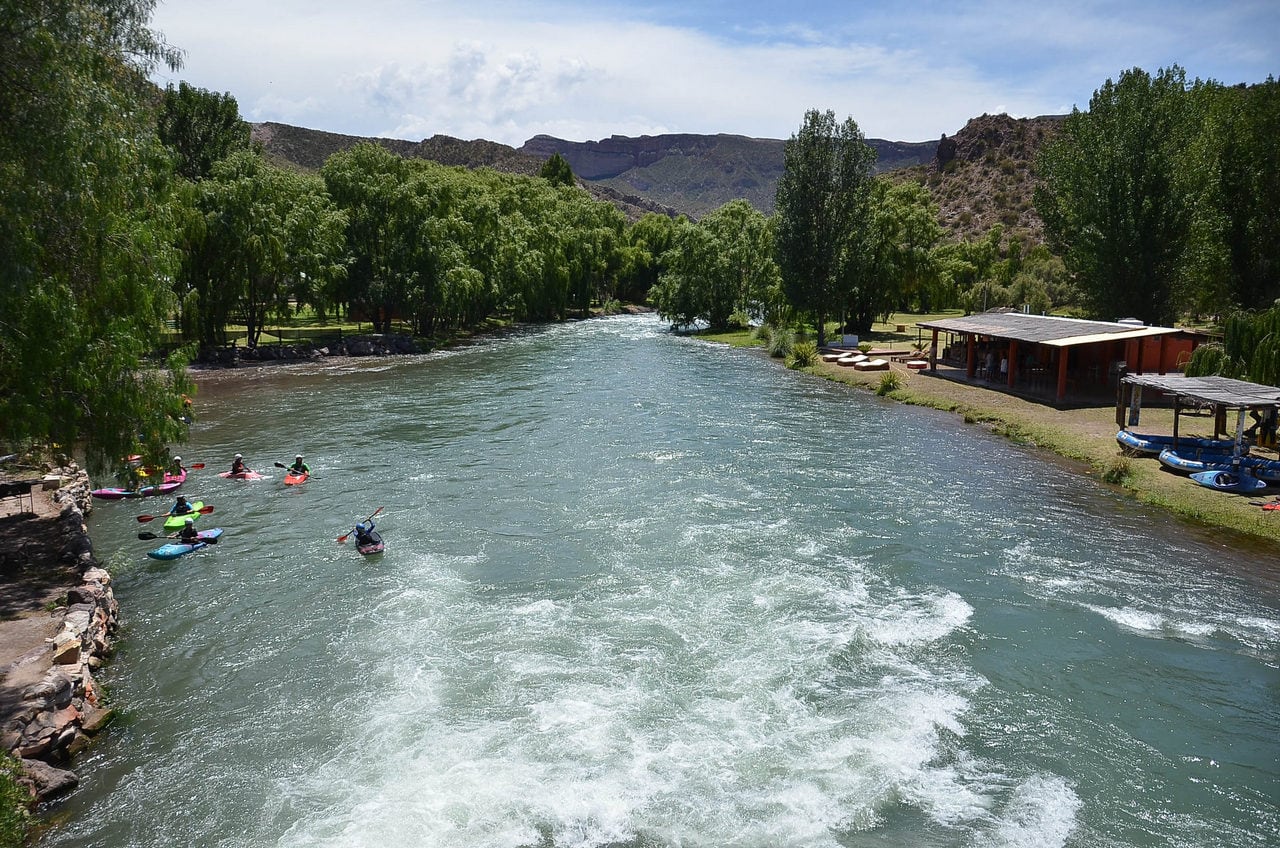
[1185, 306, 1280, 386]
[0, 0, 192, 470]
[774, 109, 877, 343]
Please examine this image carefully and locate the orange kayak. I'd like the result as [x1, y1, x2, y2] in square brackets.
[284, 470, 309, 486]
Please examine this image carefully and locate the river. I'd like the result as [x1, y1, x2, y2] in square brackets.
[50, 313, 1279, 847]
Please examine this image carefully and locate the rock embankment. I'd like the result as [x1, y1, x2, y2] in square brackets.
[0, 470, 118, 803]
[196, 333, 421, 366]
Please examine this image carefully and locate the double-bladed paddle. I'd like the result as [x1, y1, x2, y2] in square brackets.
[136, 504, 214, 523]
[338, 506, 384, 543]
[137, 530, 219, 542]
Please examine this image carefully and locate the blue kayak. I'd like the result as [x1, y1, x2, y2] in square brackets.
[147, 528, 223, 560]
[1189, 469, 1268, 494]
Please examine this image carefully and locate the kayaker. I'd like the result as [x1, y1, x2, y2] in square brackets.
[353, 520, 376, 546]
[177, 519, 199, 544]
[168, 455, 186, 477]
[288, 455, 310, 475]
[169, 495, 193, 516]
[229, 453, 248, 475]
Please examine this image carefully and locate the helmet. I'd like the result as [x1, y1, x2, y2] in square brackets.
[173, 456, 181, 462]
[295, 455, 303, 460]
[176, 495, 187, 502]
[234, 453, 242, 459]
[185, 518, 194, 525]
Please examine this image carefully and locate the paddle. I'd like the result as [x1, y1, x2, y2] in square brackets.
[190, 463, 205, 470]
[338, 506, 384, 543]
[137, 531, 219, 542]
[136, 504, 215, 523]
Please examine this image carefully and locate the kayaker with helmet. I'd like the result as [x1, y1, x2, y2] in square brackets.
[168, 456, 186, 477]
[177, 519, 200, 544]
[229, 454, 248, 475]
[168, 495, 193, 516]
[288, 455, 310, 475]
[353, 520, 376, 547]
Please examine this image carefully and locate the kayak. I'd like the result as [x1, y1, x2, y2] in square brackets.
[1189, 469, 1268, 493]
[357, 529, 385, 556]
[219, 470, 264, 480]
[147, 528, 223, 560]
[284, 470, 309, 486]
[162, 500, 205, 531]
[91, 469, 187, 500]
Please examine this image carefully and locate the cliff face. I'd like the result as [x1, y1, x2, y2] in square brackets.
[894, 113, 1064, 244]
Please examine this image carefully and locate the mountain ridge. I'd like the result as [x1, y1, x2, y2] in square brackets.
[250, 115, 1062, 239]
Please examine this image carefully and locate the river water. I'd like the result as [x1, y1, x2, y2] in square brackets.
[50, 314, 1278, 847]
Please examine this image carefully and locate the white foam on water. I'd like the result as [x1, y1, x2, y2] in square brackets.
[977, 773, 1082, 848]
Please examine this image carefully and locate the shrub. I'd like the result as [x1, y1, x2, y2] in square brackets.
[727, 310, 752, 331]
[788, 340, 818, 369]
[768, 329, 794, 359]
[0, 754, 30, 848]
[876, 371, 902, 396]
[1102, 456, 1133, 486]
[858, 341, 873, 353]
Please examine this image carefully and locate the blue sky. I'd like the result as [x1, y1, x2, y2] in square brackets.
[148, 0, 1278, 146]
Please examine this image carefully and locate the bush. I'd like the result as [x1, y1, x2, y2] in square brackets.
[752, 323, 773, 345]
[727, 311, 752, 331]
[788, 340, 818, 369]
[876, 371, 902, 396]
[768, 329, 794, 359]
[858, 341, 872, 353]
[0, 754, 30, 848]
[1102, 456, 1133, 486]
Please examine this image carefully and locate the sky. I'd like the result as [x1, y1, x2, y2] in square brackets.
[147, 0, 1279, 147]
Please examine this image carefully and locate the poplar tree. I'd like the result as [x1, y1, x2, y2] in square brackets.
[774, 109, 877, 343]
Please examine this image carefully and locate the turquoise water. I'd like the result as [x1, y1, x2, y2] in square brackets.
[52, 314, 1279, 847]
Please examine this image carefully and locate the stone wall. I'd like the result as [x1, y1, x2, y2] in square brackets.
[1, 474, 119, 802]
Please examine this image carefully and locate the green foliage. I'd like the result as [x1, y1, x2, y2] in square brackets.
[157, 82, 251, 181]
[1036, 67, 1196, 323]
[876, 371, 902, 395]
[652, 201, 779, 330]
[768, 328, 794, 359]
[538, 152, 576, 188]
[861, 179, 943, 320]
[858, 342, 873, 353]
[0, 0, 193, 470]
[1186, 305, 1280, 386]
[787, 339, 818, 368]
[774, 108, 877, 344]
[1102, 456, 1133, 486]
[0, 752, 31, 847]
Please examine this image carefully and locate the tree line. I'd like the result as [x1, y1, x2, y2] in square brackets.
[1, 0, 1276, 473]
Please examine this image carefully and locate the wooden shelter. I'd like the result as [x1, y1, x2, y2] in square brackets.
[1119, 373, 1280, 450]
[917, 312, 1204, 404]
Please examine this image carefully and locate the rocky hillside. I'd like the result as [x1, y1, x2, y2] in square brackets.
[250, 122, 675, 221]
[893, 113, 1064, 244]
[521, 133, 936, 219]
[251, 116, 1057, 237]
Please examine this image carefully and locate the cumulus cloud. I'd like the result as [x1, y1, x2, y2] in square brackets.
[148, 0, 1278, 145]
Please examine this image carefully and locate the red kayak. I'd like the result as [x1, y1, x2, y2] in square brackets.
[284, 470, 309, 486]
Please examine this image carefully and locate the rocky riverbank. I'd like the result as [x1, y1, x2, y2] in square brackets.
[194, 333, 422, 366]
[0, 467, 118, 806]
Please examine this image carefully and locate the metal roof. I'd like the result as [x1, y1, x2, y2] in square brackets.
[1122, 374, 1280, 408]
[917, 312, 1188, 347]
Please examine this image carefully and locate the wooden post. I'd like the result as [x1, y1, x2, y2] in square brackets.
[1007, 339, 1019, 388]
[1128, 385, 1143, 426]
[1056, 348, 1070, 403]
[966, 334, 976, 378]
[929, 328, 939, 371]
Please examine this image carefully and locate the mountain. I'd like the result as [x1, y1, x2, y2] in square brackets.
[519, 133, 936, 219]
[250, 115, 1058, 239]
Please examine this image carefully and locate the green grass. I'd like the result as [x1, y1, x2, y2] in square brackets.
[0, 754, 30, 848]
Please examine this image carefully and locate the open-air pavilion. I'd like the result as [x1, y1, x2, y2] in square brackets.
[917, 311, 1206, 406]
[1118, 373, 1280, 450]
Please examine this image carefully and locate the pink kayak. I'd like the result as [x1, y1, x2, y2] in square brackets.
[92, 469, 187, 500]
[219, 470, 264, 480]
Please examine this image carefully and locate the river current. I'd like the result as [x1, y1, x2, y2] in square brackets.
[52, 313, 1278, 847]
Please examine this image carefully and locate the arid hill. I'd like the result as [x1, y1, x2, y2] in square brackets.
[251, 115, 1060, 236]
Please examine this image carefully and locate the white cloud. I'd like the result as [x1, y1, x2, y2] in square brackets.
[148, 0, 1278, 146]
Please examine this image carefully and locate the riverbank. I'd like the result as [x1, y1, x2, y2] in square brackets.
[789, 347, 1280, 553]
[0, 467, 119, 839]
